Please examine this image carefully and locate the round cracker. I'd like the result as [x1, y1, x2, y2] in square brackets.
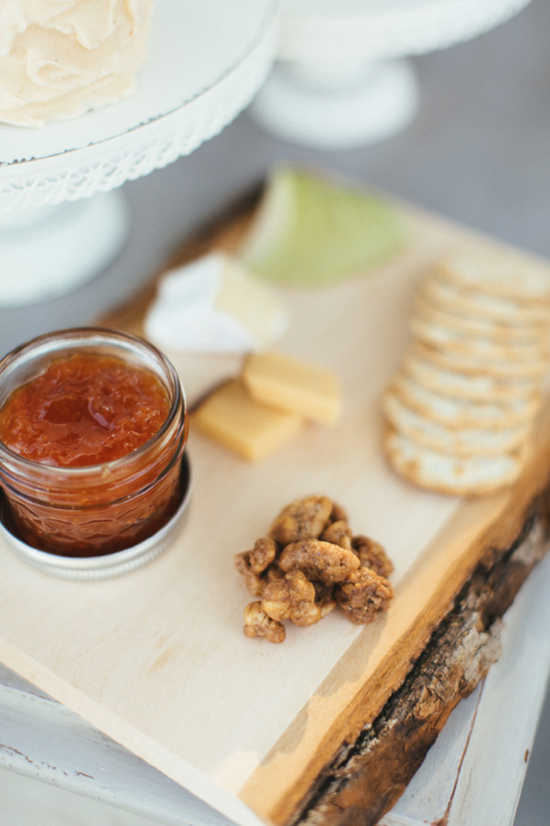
[391, 371, 539, 430]
[384, 427, 525, 496]
[422, 273, 550, 327]
[382, 390, 530, 456]
[403, 347, 540, 403]
[435, 248, 550, 303]
[412, 340, 548, 380]
[414, 295, 545, 345]
[410, 314, 548, 363]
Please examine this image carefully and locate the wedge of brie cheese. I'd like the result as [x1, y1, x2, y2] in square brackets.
[145, 252, 290, 354]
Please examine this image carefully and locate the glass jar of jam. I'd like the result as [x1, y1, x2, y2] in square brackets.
[0, 328, 188, 558]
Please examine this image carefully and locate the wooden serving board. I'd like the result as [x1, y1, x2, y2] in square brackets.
[0, 190, 549, 826]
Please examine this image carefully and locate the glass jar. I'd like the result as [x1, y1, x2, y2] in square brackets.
[0, 328, 188, 558]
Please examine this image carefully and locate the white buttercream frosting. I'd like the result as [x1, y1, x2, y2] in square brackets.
[0, 0, 152, 126]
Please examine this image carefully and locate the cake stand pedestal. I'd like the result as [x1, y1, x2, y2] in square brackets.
[0, 194, 130, 308]
[249, 0, 532, 150]
[0, 0, 277, 308]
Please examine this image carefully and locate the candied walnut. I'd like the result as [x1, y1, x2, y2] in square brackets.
[262, 571, 321, 627]
[235, 537, 279, 596]
[247, 537, 278, 573]
[234, 552, 266, 598]
[313, 579, 337, 617]
[279, 539, 360, 583]
[352, 535, 394, 579]
[335, 568, 394, 625]
[321, 519, 353, 550]
[265, 564, 284, 584]
[269, 495, 333, 545]
[237, 493, 395, 642]
[243, 601, 286, 643]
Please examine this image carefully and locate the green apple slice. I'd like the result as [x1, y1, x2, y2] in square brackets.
[240, 167, 407, 287]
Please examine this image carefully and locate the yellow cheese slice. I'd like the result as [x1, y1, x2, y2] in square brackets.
[192, 379, 303, 462]
[242, 350, 342, 425]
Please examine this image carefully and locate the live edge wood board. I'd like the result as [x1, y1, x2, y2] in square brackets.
[0, 189, 549, 826]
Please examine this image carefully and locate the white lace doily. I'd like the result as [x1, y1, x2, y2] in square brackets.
[277, 0, 533, 62]
[0, 0, 277, 214]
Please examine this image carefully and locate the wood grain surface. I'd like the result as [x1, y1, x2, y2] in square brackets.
[0, 190, 548, 826]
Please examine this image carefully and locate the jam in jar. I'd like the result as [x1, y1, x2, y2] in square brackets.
[0, 328, 188, 558]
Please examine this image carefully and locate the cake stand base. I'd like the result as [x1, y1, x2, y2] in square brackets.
[0, 191, 130, 307]
[248, 58, 418, 150]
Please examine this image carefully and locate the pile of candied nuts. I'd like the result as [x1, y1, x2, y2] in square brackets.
[235, 494, 394, 643]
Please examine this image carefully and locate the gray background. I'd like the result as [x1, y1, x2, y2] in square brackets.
[0, 0, 548, 821]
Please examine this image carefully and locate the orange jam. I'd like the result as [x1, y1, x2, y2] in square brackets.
[0, 329, 187, 559]
[0, 353, 170, 468]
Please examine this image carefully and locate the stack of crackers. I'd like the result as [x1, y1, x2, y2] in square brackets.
[383, 247, 550, 496]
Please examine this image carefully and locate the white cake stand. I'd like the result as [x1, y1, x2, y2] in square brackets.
[249, 0, 532, 150]
[0, 0, 277, 307]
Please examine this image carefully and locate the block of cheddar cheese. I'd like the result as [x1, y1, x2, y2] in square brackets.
[192, 379, 303, 462]
[242, 350, 342, 425]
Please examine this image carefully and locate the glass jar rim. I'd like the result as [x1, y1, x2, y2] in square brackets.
[0, 326, 187, 478]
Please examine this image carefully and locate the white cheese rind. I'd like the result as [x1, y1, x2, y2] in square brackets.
[145, 252, 290, 355]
